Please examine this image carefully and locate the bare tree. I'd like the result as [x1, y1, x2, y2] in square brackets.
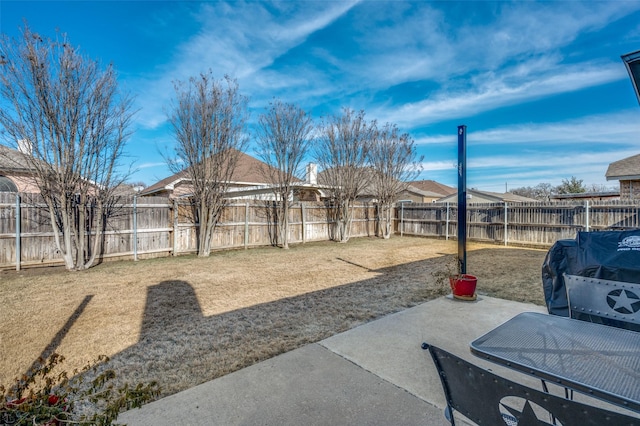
[167, 72, 249, 257]
[369, 123, 423, 239]
[510, 183, 556, 201]
[0, 25, 134, 270]
[586, 183, 617, 193]
[315, 108, 374, 243]
[256, 99, 314, 249]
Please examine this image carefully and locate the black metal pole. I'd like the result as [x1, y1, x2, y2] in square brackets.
[457, 125, 467, 274]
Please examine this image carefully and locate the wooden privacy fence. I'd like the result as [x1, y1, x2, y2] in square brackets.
[5, 193, 639, 270]
[398, 200, 640, 246]
[0, 193, 379, 270]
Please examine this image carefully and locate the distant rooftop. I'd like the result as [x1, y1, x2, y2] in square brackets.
[0, 144, 32, 172]
[409, 180, 456, 196]
[606, 153, 640, 181]
[550, 191, 620, 200]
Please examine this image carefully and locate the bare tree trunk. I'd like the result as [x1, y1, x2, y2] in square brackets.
[381, 203, 392, 239]
[48, 202, 75, 270]
[281, 200, 290, 249]
[77, 196, 87, 269]
[85, 200, 105, 269]
[197, 201, 211, 257]
[337, 199, 354, 243]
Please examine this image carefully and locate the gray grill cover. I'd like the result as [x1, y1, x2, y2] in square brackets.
[542, 230, 640, 316]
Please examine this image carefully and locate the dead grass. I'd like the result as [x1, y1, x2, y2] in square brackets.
[0, 236, 547, 399]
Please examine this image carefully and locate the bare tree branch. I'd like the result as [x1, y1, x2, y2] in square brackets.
[255, 99, 314, 249]
[369, 123, 423, 238]
[315, 108, 373, 243]
[0, 24, 134, 270]
[167, 71, 249, 256]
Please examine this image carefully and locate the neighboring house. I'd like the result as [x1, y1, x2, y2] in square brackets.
[313, 172, 453, 204]
[409, 180, 456, 198]
[140, 151, 323, 202]
[111, 183, 146, 197]
[394, 185, 444, 203]
[0, 144, 104, 195]
[605, 153, 640, 200]
[437, 189, 537, 204]
[0, 144, 39, 193]
[399, 180, 457, 203]
[316, 167, 402, 203]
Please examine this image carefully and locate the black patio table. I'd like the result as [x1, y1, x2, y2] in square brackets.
[470, 311, 640, 413]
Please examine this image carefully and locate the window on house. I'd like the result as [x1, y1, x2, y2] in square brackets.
[0, 176, 18, 192]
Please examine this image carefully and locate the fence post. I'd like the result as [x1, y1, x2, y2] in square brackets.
[400, 202, 404, 237]
[445, 202, 450, 240]
[504, 202, 508, 246]
[301, 202, 306, 243]
[585, 200, 590, 232]
[133, 196, 138, 261]
[15, 194, 21, 271]
[172, 199, 178, 256]
[244, 201, 249, 249]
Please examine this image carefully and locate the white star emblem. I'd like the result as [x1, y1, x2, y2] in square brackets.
[607, 290, 640, 314]
[501, 400, 557, 425]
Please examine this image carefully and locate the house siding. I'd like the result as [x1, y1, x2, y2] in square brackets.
[0, 172, 39, 193]
[620, 180, 640, 200]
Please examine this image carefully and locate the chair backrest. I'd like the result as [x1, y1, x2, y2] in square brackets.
[563, 273, 640, 331]
[425, 343, 639, 426]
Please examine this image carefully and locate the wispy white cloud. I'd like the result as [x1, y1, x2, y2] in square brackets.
[421, 160, 457, 172]
[468, 150, 630, 170]
[132, 1, 360, 129]
[120, 0, 640, 188]
[483, 147, 635, 185]
[336, 2, 639, 92]
[269, 1, 360, 43]
[137, 162, 167, 170]
[417, 110, 640, 146]
[419, 110, 640, 189]
[131, 1, 640, 130]
[376, 63, 625, 128]
[429, 147, 637, 190]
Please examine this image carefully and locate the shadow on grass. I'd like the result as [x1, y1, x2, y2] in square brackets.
[102, 255, 449, 398]
[140, 280, 203, 340]
[102, 247, 546, 399]
[20, 246, 546, 402]
[13, 295, 94, 394]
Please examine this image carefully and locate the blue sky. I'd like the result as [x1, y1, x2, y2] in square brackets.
[2, 1, 640, 192]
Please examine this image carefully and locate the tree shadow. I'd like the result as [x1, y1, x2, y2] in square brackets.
[14, 294, 93, 394]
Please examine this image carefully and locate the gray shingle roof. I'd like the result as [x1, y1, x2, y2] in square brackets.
[606, 153, 640, 180]
[140, 150, 297, 196]
[0, 144, 32, 172]
[403, 185, 443, 198]
[438, 189, 537, 203]
[408, 180, 456, 196]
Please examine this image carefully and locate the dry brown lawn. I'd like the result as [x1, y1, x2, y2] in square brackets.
[0, 236, 547, 399]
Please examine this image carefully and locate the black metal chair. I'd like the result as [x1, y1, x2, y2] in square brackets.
[564, 273, 640, 331]
[424, 343, 639, 426]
